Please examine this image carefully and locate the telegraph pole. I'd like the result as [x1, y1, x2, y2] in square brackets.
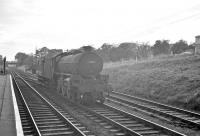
[3, 57, 6, 74]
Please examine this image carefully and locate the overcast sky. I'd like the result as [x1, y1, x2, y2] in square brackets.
[1, 0, 200, 60]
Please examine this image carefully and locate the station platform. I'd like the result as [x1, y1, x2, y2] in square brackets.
[0, 74, 23, 136]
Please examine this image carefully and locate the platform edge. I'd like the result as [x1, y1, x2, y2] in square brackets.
[10, 75, 24, 136]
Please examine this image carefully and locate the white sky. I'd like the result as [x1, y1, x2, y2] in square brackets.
[0, 0, 200, 60]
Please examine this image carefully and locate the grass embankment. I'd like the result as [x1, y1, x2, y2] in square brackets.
[103, 55, 200, 111]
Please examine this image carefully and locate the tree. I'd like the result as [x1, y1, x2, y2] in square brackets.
[171, 40, 188, 54]
[152, 40, 170, 56]
[101, 43, 113, 50]
[97, 42, 142, 62]
[96, 43, 114, 62]
[36, 47, 49, 57]
[15, 52, 29, 66]
[137, 44, 152, 59]
[119, 42, 137, 50]
[118, 42, 137, 60]
[23, 55, 34, 66]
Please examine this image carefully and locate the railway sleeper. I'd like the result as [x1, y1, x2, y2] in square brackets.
[181, 117, 199, 120]
[32, 112, 55, 116]
[107, 115, 124, 118]
[104, 125, 113, 129]
[23, 130, 35, 135]
[42, 131, 74, 136]
[34, 115, 57, 119]
[35, 118, 60, 122]
[109, 128, 121, 132]
[123, 124, 144, 128]
[119, 120, 138, 124]
[111, 118, 130, 121]
[40, 127, 71, 133]
[138, 130, 160, 135]
[131, 127, 153, 131]
[38, 124, 67, 129]
[193, 119, 200, 123]
[36, 120, 64, 125]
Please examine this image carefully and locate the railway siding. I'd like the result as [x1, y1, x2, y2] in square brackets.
[107, 91, 200, 128]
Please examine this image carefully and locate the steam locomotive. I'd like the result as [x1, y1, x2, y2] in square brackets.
[34, 48, 111, 104]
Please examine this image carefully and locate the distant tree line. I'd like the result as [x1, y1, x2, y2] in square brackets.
[15, 52, 33, 66]
[15, 39, 196, 66]
[15, 47, 63, 67]
[96, 39, 195, 62]
[96, 42, 152, 62]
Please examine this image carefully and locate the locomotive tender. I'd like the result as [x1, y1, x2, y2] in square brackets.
[35, 48, 111, 104]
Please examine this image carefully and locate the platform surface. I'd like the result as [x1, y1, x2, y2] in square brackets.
[0, 75, 17, 136]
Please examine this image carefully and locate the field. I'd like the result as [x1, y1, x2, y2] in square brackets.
[103, 54, 200, 111]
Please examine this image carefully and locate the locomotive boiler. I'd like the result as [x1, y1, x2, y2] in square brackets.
[36, 49, 111, 104]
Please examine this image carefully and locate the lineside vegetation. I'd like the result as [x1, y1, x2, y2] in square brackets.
[103, 54, 200, 111]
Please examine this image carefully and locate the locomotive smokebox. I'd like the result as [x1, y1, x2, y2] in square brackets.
[56, 51, 103, 77]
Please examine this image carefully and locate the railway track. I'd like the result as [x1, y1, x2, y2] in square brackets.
[12, 72, 90, 136]
[107, 91, 200, 129]
[15, 72, 138, 136]
[13, 81, 41, 136]
[85, 103, 187, 136]
[14, 71, 187, 136]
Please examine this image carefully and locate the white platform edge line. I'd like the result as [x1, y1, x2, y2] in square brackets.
[10, 75, 24, 136]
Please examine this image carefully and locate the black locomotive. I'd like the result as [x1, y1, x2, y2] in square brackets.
[34, 48, 111, 104]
